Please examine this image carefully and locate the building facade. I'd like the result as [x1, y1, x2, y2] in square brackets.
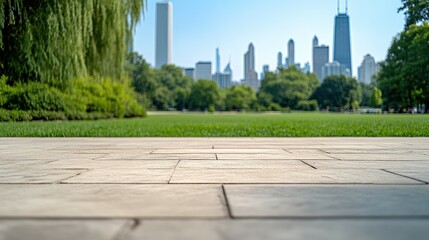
[358, 54, 380, 84]
[243, 43, 259, 91]
[313, 36, 330, 81]
[322, 61, 350, 80]
[183, 68, 195, 80]
[195, 62, 212, 80]
[288, 39, 295, 67]
[333, 12, 352, 75]
[155, 1, 172, 68]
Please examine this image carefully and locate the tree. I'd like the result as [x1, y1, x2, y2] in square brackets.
[311, 75, 361, 111]
[370, 87, 383, 108]
[258, 66, 320, 110]
[359, 83, 374, 107]
[377, 23, 429, 112]
[225, 85, 256, 111]
[189, 80, 222, 111]
[399, 0, 429, 28]
[1, 0, 145, 85]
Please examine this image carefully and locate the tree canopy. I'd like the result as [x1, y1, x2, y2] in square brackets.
[311, 75, 361, 111]
[0, 0, 145, 85]
[399, 0, 429, 27]
[258, 66, 319, 110]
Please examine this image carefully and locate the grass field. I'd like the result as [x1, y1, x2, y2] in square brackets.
[0, 112, 429, 137]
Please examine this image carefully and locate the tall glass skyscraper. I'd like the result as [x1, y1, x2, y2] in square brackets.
[155, 1, 172, 68]
[333, 10, 352, 76]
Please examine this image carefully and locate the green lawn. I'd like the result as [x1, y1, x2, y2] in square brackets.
[0, 112, 428, 137]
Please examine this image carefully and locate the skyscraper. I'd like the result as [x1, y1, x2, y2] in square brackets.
[358, 54, 380, 84]
[216, 48, 221, 73]
[195, 61, 212, 80]
[244, 43, 259, 91]
[333, 1, 352, 75]
[288, 39, 295, 67]
[261, 65, 270, 80]
[312, 36, 330, 81]
[277, 52, 283, 69]
[155, 1, 172, 68]
[322, 61, 350, 80]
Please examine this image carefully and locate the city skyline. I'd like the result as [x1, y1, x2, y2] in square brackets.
[135, 0, 404, 80]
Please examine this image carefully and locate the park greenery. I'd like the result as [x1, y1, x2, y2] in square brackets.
[1, 113, 428, 137]
[376, 0, 429, 112]
[0, 0, 428, 122]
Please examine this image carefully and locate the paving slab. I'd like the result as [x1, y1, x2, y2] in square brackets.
[304, 160, 429, 170]
[0, 220, 128, 240]
[123, 219, 429, 240]
[177, 160, 309, 169]
[170, 168, 420, 184]
[0, 169, 83, 184]
[224, 185, 429, 217]
[62, 168, 174, 183]
[0, 184, 227, 218]
[217, 153, 334, 160]
[328, 153, 429, 161]
[45, 159, 178, 169]
[385, 169, 429, 183]
[97, 153, 216, 160]
[152, 148, 288, 154]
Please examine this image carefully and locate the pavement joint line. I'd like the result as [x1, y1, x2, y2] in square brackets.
[381, 169, 429, 184]
[167, 160, 180, 184]
[111, 219, 138, 240]
[0, 183, 427, 185]
[300, 160, 317, 169]
[57, 169, 90, 184]
[282, 148, 293, 153]
[221, 185, 234, 219]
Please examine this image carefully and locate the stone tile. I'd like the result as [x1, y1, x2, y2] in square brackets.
[0, 169, 83, 183]
[170, 168, 419, 184]
[45, 159, 178, 169]
[304, 160, 429, 170]
[152, 148, 287, 154]
[62, 168, 174, 183]
[328, 153, 429, 161]
[177, 160, 309, 169]
[0, 220, 128, 240]
[386, 169, 429, 183]
[217, 153, 333, 160]
[124, 219, 429, 240]
[0, 184, 226, 218]
[97, 153, 216, 160]
[224, 185, 429, 217]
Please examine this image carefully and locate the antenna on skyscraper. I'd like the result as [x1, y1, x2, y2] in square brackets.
[346, 0, 348, 14]
[337, 0, 340, 14]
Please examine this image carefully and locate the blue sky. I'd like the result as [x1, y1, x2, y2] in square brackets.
[133, 0, 405, 80]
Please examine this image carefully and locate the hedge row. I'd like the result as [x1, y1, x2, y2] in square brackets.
[0, 75, 145, 121]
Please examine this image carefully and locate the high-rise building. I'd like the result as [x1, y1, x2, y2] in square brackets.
[261, 65, 270, 80]
[301, 62, 311, 74]
[277, 52, 283, 69]
[333, 2, 352, 75]
[195, 61, 212, 80]
[216, 48, 221, 73]
[358, 54, 380, 84]
[312, 36, 330, 81]
[183, 68, 195, 80]
[322, 61, 350, 80]
[155, 1, 172, 68]
[244, 43, 259, 91]
[288, 39, 295, 67]
[224, 62, 233, 82]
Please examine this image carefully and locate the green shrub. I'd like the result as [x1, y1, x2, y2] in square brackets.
[0, 75, 145, 121]
[296, 100, 319, 111]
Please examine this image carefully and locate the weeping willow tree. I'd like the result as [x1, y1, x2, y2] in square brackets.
[0, 0, 145, 86]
